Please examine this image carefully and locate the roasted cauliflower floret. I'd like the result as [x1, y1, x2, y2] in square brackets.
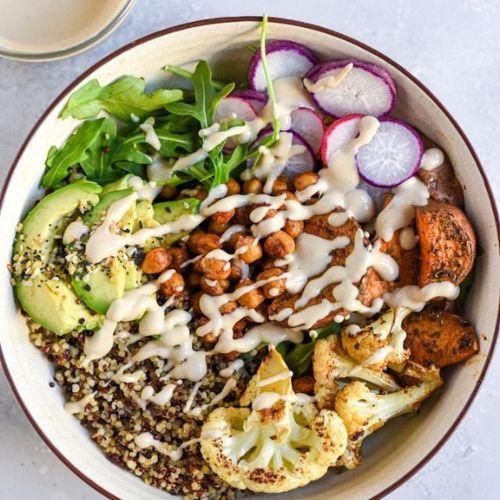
[313, 334, 400, 393]
[200, 348, 348, 493]
[334, 377, 442, 468]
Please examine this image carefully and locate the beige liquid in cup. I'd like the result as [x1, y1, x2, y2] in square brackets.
[0, 0, 128, 54]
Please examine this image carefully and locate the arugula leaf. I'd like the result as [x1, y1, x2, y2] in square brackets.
[456, 271, 475, 314]
[165, 61, 234, 128]
[155, 122, 197, 158]
[41, 119, 106, 188]
[60, 77, 183, 122]
[285, 322, 342, 376]
[164, 65, 226, 91]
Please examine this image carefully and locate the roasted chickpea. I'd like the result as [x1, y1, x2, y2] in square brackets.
[236, 279, 265, 309]
[234, 206, 251, 225]
[224, 350, 241, 361]
[232, 234, 263, 264]
[208, 219, 229, 235]
[243, 178, 263, 194]
[257, 268, 287, 299]
[284, 218, 304, 239]
[200, 277, 229, 296]
[160, 271, 185, 296]
[141, 247, 172, 274]
[220, 301, 238, 314]
[264, 230, 295, 258]
[228, 262, 242, 281]
[160, 185, 178, 199]
[199, 257, 231, 280]
[294, 172, 319, 191]
[204, 332, 218, 344]
[271, 175, 292, 194]
[233, 318, 248, 337]
[191, 291, 204, 315]
[187, 272, 202, 288]
[165, 247, 188, 271]
[226, 178, 241, 195]
[187, 232, 220, 255]
[193, 188, 208, 200]
[211, 208, 235, 226]
[292, 376, 315, 395]
[283, 191, 299, 202]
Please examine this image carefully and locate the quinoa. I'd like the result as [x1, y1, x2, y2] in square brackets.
[29, 319, 261, 499]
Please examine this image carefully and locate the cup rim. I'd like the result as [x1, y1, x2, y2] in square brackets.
[0, 0, 136, 62]
[0, 15, 498, 500]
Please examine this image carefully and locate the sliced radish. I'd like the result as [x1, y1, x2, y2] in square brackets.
[320, 113, 364, 165]
[249, 129, 315, 179]
[248, 40, 318, 91]
[356, 118, 423, 188]
[305, 59, 396, 118]
[290, 107, 324, 155]
[215, 96, 258, 122]
[357, 179, 388, 212]
[231, 89, 268, 112]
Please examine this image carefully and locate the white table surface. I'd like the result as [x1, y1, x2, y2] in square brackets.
[0, 1, 499, 499]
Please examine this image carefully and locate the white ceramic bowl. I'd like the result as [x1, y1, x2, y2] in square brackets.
[1, 17, 498, 500]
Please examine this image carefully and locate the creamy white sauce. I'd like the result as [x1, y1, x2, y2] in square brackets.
[384, 282, 459, 311]
[399, 226, 419, 250]
[303, 63, 354, 93]
[135, 432, 183, 461]
[375, 177, 429, 242]
[190, 378, 237, 417]
[62, 219, 89, 245]
[112, 367, 145, 384]
[183, 381, 202, 413]
[128, 175, 161, 201]
[141, 383, 177, 406]
[147, 157, 176, 182]
[420, 148, 445, 171]
[220, 359, 244, 378]
[252, 392, 314, 411]
[140, 117, 161, 151]
[256, 370, 293, 388]
[64, 393, 95, 415]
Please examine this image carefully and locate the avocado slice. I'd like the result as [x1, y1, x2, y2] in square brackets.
[14, 181, 103, 334]
[100, 174, 133, 196]
[84, 188, 134, 227]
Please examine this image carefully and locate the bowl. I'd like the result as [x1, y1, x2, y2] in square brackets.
[0, 16, 498, 500]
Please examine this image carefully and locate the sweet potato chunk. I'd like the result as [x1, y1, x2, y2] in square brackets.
[415, 200, 476, 286]
[418, 135, 464, 207]
[403, 310, 479, 368]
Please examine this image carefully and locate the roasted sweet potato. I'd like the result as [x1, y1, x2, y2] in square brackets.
[403, 310, 479, 368]
[415, 200, 476, 286]
[418, 135, 464, 207]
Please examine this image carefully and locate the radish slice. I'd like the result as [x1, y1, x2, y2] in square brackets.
[320, 113, 364, 165]
[248, 40, 318, 91]
[357, 179, 388, 212]
[356, 118, 423, 188]
[249, 129, 315, 179]
[215, 96, 258, 122]
[305, 59, 396, 118]
[290, 107, 324, 154]
[231, 89, 268, 112]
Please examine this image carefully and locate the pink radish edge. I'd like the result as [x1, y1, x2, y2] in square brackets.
[320, 113, 364, 165]
[290, 107, 324, 155]
[248, 40, 318, 91]
[231, 89, 268, 112]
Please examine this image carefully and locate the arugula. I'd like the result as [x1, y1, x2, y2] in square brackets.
[285, 322, 342, 376]
[456, 271, 475, 315]
[41, 119, 107, 187]
[60, 76, 183, 122]
[165, 61, 234, 128]
[164, 65, 226, 91]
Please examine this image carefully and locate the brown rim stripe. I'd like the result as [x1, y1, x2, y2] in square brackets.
[0, 16, 498, 500]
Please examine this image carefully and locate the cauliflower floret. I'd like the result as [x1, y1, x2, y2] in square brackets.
[334, 377, 442, 468]
[341, 308, 411, 371]
[200, 348, 348, 493]
[313, 334, 400, 393]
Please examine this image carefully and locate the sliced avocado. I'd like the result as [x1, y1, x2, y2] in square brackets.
[153, 197, 201, 246]
[14, 181, 103, 334]
[84, 188, 134, 227]
[100, 174, 133, 195]
[124, 260, 143, 290]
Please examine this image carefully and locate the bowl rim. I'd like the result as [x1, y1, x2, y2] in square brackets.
[0, 15, 498, 500]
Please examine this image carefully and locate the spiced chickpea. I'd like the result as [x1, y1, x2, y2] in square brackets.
[226, 178, 241, 195]
[264, 230, 295, 258]
[220, 301, 238, 314]
[160, 271, 185, 296]
[292, 376, 315, 395]
[236, 279, 265, 309]
[284, 218, 304, 239]
[208, 219, 229, 235]
[294, 172, 319, 191]
[165, 247, 188, 271]
[232, 234, 263, 264]
[271, 175, 292, 195]
[233, 318, 248, 337]
[243, 178, 263, 194]
[187, 232, 220, 255]
[141, 247, 172, 274]
[257, 268, 287, 299]
[211, 208, 235, 226]
[187, 272, 202, 288]
[224, 351, 241, 361]
[283, 191, 298, 202]
[199, 257, 231, 280]
[160, 185, 177, 199]
[228, 262, 242, 281]
[193, 188, 208, 200]
[191, 291, 204, 315]
[234, 206, 251, 225]
[200, 277, 229, 296]
[203, 332, 218, 344]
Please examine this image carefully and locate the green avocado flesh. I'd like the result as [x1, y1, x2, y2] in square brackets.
[14, 181, 102, 334]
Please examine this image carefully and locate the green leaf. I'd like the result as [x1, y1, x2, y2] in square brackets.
[165, 61, 234, 128]
[456, 271, 475, 315]
[60, 77, 183, 122]
[164, 65, 226, 91]
[41, 119, 106, 188]
[156, 122, 197, 158]
[285, 322, 342, 375]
